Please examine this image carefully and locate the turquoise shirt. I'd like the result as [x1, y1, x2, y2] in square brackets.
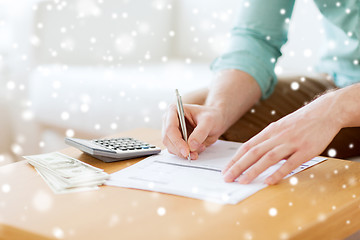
[210, 0, 360, 99]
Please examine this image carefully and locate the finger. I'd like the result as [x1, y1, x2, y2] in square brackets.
[203, 136, 218, 147]
[188, 120, 213, 152]
[197, 144, 206, 154]
[167, 127, 191, 158]
[265, 152, 305, 185]
[222, 142, 252, 175]
[164, 104, 190, 157]
[162, 135, 184, 158]
[223, 138, 277, 182]
[190, 151, 198, 160]
[222, 127, 272, 175]
[195, 136, 218, 155]
[237, 144, 295, 184]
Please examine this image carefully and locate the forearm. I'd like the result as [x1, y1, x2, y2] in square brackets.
[205, 69, 261, 133]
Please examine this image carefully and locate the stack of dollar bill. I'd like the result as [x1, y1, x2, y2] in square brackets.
[25, 152, 109, 194]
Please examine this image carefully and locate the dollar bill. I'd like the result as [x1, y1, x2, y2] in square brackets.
[25, 152, 109, 194]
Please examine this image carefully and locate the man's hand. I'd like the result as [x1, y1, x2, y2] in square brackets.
[222, 91, 343, 185]
[162, 103, 225, 159]
[162, 70, 262, 160]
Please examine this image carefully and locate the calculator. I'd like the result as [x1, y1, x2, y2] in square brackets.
[65, 137, 161, 163]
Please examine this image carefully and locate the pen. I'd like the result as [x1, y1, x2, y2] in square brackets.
[175, 89, 191, 162]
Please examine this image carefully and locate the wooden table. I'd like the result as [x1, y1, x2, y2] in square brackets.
[1, 128, 360, 240]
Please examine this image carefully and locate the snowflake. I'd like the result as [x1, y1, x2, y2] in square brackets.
[65, 129, 74, 137]
[138, 22, 150, 34]
[80, 104, 89, 112]
[61, 112, 69, 121]
[204, 201, 223, 213]
[11, 143, 23, 155]
[90, 37, 96, 44]
[274, 66, 283, 74]
[53, 227, 64, 239]
[244, 232, 253, 240]
[303, 49, 312, 57]
[110, 123, 117, 130]
[158, 101, 167, 110]
[290, 82, 300, 91]
[22, 110, 34, 121]
[327, 148, 336, 157]
[115, 34, 135, 54]
[37, 22, 44, 29]
[268, 207, 277, 217]
[6, 81, 15, 90]
[317, 213, 326, 222]
[108, 214, 119, 227]
[161, 56, 168, 62]
[289, 176, 298, 185]
[2, 184, 10, 193]
[157, 207, 166, 216]
[168, 30, 175, 37]
[32, 190, 53, 212]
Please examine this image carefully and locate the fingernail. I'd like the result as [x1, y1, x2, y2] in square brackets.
[190, 151, 198, 160]
[180, 148, 188, 158]
[237, 175, 249, 184]
[265, 177, 274, 185]
[190, 140, 199, 151]
[224, 172, 234, 182]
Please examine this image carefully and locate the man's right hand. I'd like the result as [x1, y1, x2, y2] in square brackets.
[162, 103, 226, 160]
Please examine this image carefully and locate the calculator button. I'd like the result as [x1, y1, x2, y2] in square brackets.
[150, 145, 156, 148]
[142, 146, 149, 149]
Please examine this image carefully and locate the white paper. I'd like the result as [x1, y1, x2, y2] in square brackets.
[106, 140, 326, 204]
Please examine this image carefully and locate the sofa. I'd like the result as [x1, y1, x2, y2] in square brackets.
[1, 0, 325, 158]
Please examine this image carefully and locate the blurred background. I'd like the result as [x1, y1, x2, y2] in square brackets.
[0, 0, 325, 166]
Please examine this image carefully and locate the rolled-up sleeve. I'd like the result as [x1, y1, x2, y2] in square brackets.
[210, 0, 295, 99]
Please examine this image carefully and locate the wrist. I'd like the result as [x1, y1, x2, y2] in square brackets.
[204, 70, 262, 131]
[334, 84, 360, 128]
